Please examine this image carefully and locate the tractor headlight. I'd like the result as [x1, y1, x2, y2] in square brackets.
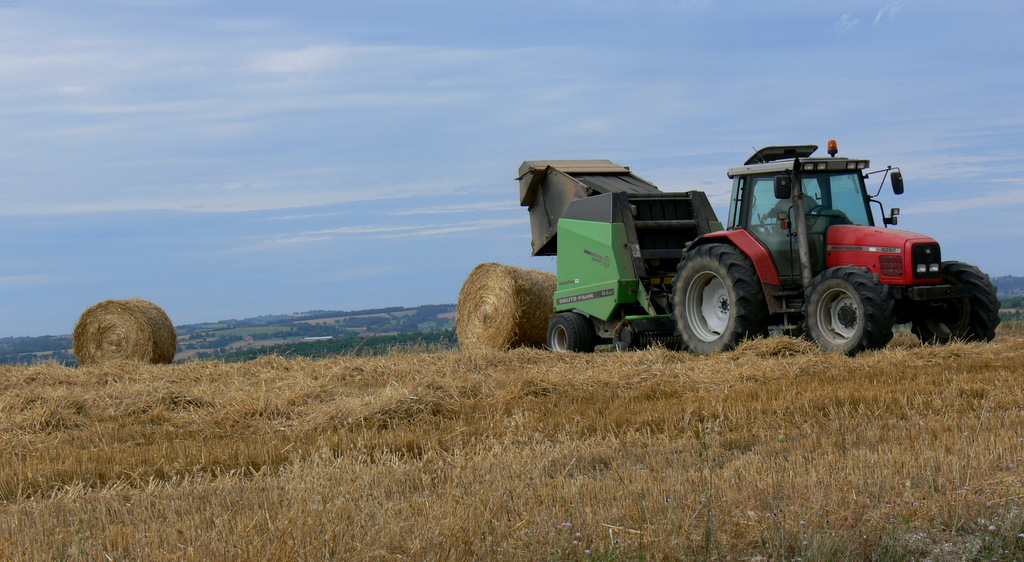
[917, 264, 927, 274]
[929, 263, 940, 273]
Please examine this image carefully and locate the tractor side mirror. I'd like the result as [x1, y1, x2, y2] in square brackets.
[890, 170, 904, 195]
[774, 175, 792, 199]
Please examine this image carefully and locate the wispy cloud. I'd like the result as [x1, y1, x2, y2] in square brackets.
[837, 14, 859, 30]
[389, 201, 514, 216]
[874, 2, 903, 24]
[316, 219, 523, 239]
[903, 186, 1024, 214]
[379, 219, 522, 238]
[246, 45, 351, 74]
[236, 217, 524, 251]
[252, 218, 524, 250]
[0, 274, 60, 288]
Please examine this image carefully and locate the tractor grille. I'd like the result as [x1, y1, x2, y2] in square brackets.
[879, 254, 903, 278]
[911, 243, 942, 280]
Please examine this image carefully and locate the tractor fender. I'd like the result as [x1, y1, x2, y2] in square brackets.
[683, 230, 781, 286]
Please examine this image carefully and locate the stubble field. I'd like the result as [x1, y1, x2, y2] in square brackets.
[1, 326, 1023, 560]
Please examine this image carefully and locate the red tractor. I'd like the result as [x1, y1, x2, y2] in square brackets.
[673, 140, 1000, 355]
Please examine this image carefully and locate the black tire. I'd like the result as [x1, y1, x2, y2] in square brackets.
[548, 312, 596, 352]
[911, 261, 1000, 343]
[804, 266, 894, 355]
[672, 244, 768, 354]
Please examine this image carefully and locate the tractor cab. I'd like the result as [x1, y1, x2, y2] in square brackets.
[724, 142, 903, 288]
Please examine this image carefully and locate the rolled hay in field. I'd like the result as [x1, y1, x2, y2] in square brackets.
[73, 298, 177, 365]
[456, 263, 557, 352]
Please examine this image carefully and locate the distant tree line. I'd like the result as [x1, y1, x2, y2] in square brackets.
[1000, 296, 1024, 322]
[994, 275, 1024, 295]
[1002, 296, 1024, 309]
[0, 336, 74, 365]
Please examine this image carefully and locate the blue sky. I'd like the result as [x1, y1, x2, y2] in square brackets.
[3, 1, 1023, 337]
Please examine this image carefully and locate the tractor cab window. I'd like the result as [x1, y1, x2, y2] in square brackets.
[727, 177, 744, 229]
[800, 172, 872, 227]
[745, 176, 798, 278]
[750, 177, 787, 227]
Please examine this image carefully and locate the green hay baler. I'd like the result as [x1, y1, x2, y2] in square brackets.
[518, 160, 722, 351]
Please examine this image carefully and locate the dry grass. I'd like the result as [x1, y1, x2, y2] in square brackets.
[1, 325, 1024, 560]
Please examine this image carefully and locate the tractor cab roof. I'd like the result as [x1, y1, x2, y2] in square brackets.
[728, 145, 870, 178]
[744, 145, 818, 165]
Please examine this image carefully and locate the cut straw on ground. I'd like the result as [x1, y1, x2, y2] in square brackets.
[1, 325, 1023, 559]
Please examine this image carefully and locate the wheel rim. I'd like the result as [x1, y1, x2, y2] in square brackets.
[815, 287, 859, 344]
[550, 324, 569, 351]
[685, 271, 731, 342]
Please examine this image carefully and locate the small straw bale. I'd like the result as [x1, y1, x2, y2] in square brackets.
[456, 263, 557, 352]
[73, 298, 177, 365]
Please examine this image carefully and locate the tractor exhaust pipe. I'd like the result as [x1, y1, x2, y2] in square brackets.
[791, 158, 814, 290]
[773, 159, 814, 290]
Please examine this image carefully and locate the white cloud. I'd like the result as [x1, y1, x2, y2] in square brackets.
[251, 218, 524, 250]
[903, 186, 1024, 215]
[837, 14, 859, 30]
[247, 45, 353, 74]
[0, 274, 59, 288]
[315, 218, 523, 238]
[389, 201, 515, 216]
[874, 2, 903, 24]
[380, 219, 523, 238]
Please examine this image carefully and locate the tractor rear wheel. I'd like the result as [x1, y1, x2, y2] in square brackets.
[673, 244, 768, 354]
[804, 266, 894, 355]
[548, 312, 597, 352]
[911, 261, 1000, 343]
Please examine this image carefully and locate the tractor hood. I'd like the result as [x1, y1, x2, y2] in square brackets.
[826, 225, 937, 250]
[825, 225, 942, 284]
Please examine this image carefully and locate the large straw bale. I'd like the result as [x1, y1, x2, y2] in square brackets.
[456, 263, 557, 352]
[73, 298, 177, 365]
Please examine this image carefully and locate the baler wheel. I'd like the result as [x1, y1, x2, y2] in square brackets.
[804, 266, 894, 355]
[548, 312, 597, 352]
[911, 261, 1000, 343]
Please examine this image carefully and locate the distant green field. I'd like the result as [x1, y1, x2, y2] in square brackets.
[186, 323, 233, 331]
[224, 326, 285, 337]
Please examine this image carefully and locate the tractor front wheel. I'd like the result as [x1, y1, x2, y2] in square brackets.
[548, 312, 597, 352]
[804, 266, 894, 355]
[911, 261, 1000, 343]
[673, 244, 768, 354]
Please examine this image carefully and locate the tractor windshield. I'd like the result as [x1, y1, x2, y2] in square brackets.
[800, 172, 872, 226]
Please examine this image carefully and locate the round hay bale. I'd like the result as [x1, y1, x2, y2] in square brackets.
[456, 263, 557, 352]
[73, 298, 177, 365]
